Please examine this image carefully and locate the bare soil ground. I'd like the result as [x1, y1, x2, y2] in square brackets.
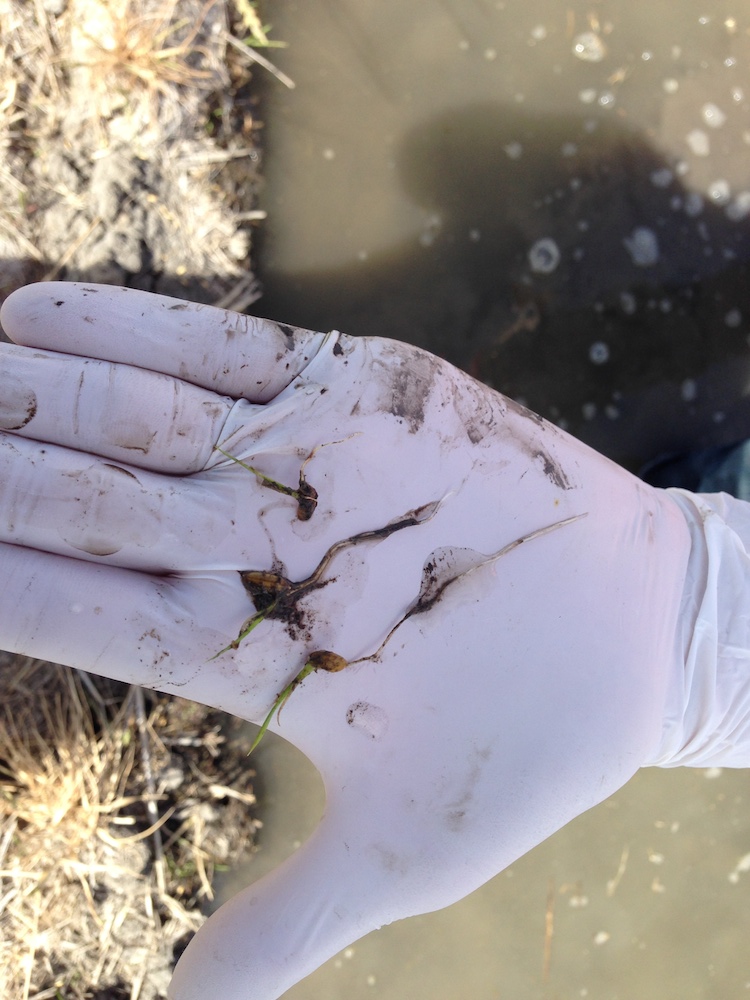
[0, 2, 283, 996]
[0, 0, 273, 307]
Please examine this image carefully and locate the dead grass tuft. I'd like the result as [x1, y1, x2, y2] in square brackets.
[0, 657, 259, 999]
[72, 0, 220, 97]
[0, 0, 276, 304]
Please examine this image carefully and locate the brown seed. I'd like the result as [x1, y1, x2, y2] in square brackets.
[307, 650, 348, 673]
[240, 571, 291, 612]
[296, 479, 318, 520]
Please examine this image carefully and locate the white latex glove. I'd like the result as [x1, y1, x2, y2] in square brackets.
[0, 282, 749, 1000]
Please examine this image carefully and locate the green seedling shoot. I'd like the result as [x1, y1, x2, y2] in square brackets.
[215, 435, 360, 522]
[215, 445, 318, 520]
[210, 496, 445, 661]
[242, 509, 588, 752]
[248, 650, 348, 753]
[347, 511, 589, 668]
[215, 439, 588, 752]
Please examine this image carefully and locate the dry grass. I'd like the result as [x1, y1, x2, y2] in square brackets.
[0, 657, 259, 1000]
[72, 0, 221, 95]
[65, 0, 230, 140]
[0, 0, 274, 304]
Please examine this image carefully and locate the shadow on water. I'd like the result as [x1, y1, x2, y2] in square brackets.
[257, 101, 750, 468]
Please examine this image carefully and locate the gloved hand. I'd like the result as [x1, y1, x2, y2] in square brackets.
[0, 281, 727, 999]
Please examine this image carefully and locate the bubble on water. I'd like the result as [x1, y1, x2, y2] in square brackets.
[458, 39, 470, 51]
[660, 298, 673, 313]
[684, 192, 704, 216]
[357, 249, 369, 261]
[528, 237, 561, 274]
[598, 91, 616, 108]
[650, 167, 674, 188]
[725, 308, 742, 328]
[686, 129, 710, 156]
[624, 227, 660, 266]
[681, 378, 698, 401]
[579, 88, 597, 104]
[698, 15, 711, 25]
[419, 213, 442, 247]
[732, 87, 744, 103]
[605, 404, 620, 420]
[583, 119, 599, 134]
[724, 56, 737, 68]
[663, 78, 679, 94]
[577, 219, 589, 231]
[702, 102, 727, 128]
[713, 410, 726, 424]
[570, 177, 582, 190]
[641, 50, 653, 61]
[708, 179, 731, 204]
[530, 24, 547, 41]
[572, 31, 607, 62]
[468, 228, 481, 242]
[726, 192, 750, 221]
[322, 148, 335, 160]
[582, 402, 597, 420]
[589, 341, 609, 364]
[484, 48, 497, 60]
[561, 142, 578, 157]
[504, 141, 523, 159]
[670, 195, 683, 210]
[572, 247, 585, 261]
[675, 159, 690, 176]
[620, 291, 637, 314]
[730, 851, 750, 880]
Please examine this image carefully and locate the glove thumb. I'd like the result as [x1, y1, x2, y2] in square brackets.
[168, 809, 385, 1000]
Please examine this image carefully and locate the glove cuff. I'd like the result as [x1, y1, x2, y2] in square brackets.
[647, 488, 750, 767]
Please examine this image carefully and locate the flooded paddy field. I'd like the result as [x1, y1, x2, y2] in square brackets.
[227, 3, 750, 997]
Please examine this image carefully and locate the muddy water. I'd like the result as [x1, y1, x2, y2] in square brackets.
[256, 0, 750, 470]
[225, 3, 750, 997]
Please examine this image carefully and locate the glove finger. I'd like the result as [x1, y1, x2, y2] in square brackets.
[0, 540, 280, 721]
[0, 282, 330, 403]
[0, 342, 236, 474]
[0, 432, 277, 572]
